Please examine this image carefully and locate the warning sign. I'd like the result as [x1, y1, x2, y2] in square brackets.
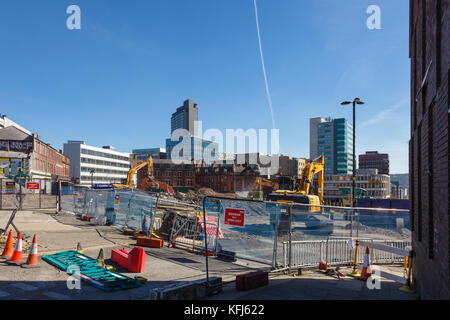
[26, 182, 40, 190]
[224, 208, 246, 227]
[5, 181, 15, 194]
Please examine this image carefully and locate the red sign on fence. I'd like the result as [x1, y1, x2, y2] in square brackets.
[26, 182, 40, 190]
[224, 208, 246, 227]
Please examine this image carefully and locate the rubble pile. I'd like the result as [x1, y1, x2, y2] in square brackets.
[180, 188, 240, 203]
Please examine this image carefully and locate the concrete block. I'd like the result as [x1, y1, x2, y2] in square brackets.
[149, 277, 222, 300]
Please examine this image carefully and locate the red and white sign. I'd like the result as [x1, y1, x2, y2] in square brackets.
[224, 208, 246, 227]
[26, 182, 40, 190]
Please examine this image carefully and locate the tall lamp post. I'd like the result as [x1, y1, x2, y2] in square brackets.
[341, 98, 364, 208]
[89, 169, 95, 188]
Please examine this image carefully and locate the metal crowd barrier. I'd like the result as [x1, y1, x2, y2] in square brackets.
[282, 238, 411, 269]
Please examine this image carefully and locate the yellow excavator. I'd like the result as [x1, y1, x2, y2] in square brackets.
[114, 155, 175, 194]
[113, 155, 154, 190]
[266, 155, 324, 211]
[247, 177, 279, 200]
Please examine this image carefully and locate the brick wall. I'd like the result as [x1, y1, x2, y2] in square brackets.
[409, 0, 449, 299]
[30, 138, 70, 180]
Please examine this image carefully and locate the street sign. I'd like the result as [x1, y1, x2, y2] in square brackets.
[92, 184, 114, 190]
[26, 182, 40, 190]
[224, 208, 246, 227]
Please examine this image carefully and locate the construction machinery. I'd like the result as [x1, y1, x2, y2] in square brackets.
[247, 177, 279, 200]
[113, 156, 175, 194]
[266, 155, 325, 211]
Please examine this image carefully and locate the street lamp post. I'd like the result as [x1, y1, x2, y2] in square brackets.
[341, 98, 364, 208]
[89, 169, 95, 188]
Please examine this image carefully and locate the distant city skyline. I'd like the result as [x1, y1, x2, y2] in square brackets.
[0, 0, 410, 173]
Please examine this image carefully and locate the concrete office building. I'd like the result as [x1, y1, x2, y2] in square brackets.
[171, 99, 199, 136]
[409, 0, 449, 299]
[131, 148, 167, 162]
[310, 117, 353, 175]
[167, 99, 219, 165]
[359, 151, 390, 175]
[64, 141, 130, 186]
[323, 169, 391, 204]
[166, 136, 219, 165]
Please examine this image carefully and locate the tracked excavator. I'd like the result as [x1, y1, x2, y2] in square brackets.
[266, 155, 324, 211]
[247, 177, 279, 200]
[113, 155, 174, 194]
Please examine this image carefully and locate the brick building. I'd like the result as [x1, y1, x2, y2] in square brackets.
[0, 127, 70, 193]
[31, 134, 71, 189]
[195, 163, 259, 193]
[131, 157, 195, 190]
[154, 159, 195, 189]
[409, 0, 449, 299]
[359, 151, 390, 175]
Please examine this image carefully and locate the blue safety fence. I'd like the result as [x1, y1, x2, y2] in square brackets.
[61, 186, 156, 233]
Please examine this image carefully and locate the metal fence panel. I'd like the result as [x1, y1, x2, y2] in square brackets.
[203, 198, 278, 267]
[60, 186, 156, 231]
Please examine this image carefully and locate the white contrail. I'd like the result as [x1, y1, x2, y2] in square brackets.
[253, 0, 276, 130]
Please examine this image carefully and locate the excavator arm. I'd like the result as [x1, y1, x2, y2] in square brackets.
[270, 155, 324, 208]
[298, 155, 324, 204]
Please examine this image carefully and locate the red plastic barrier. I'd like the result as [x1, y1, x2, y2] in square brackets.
[128, 247, 146, 273]
[137, 236, 164, 248]
[111, 248, 129, 269]
[110, 247, 146, 273]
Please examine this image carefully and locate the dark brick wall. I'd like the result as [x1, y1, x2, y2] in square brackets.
[409, 0, 450, 299]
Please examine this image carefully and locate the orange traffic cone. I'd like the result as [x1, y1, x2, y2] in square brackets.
[8, 232, 24, 264]
[1, 230, 14, 259]
[318, 260, 329, 271]
[22, 234, 39, 268]
[359, 246, 371, 280]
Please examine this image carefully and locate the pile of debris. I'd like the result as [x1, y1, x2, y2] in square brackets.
[179, 188, 240, 203]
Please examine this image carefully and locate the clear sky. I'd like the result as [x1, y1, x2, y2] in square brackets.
[0, 0, 410, 173]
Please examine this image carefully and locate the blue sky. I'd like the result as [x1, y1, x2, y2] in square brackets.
[0, 0, 410, 173]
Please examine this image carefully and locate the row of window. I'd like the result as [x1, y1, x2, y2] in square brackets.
[81, 167, 126, 175]
[80, 176, 123, 183]
[162, 179, 193, 186]
[81, 148, 129, 162]
[81, 157, 130, 168]
[155, 171, 193, 177]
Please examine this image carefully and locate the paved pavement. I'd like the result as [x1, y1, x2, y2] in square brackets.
[209, 266, 417, 300]
[0, 209, 417, 300]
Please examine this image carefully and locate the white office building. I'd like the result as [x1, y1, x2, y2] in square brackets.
[63, 141, 130, 186]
